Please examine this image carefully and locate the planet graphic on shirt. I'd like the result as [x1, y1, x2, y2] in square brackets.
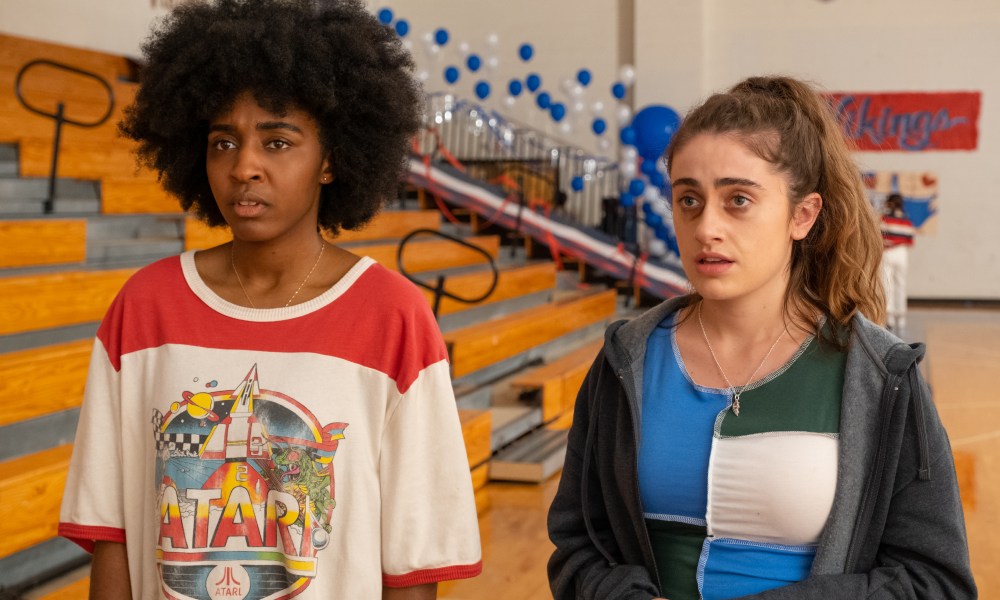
[181, 391, 220, 422]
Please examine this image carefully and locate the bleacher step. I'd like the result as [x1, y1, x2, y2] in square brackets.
[87, 237, 184, 264]
[0, 178, 99, 201]
[0, 197, 100, 215]
[490, 405, 543, 452]
[489, 427, 568, 483]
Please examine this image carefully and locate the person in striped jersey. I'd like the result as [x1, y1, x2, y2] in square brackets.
[880, 193, 916, 332]
[548, 76, 974, 600]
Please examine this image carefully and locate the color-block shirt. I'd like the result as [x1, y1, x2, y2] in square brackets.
[59, 251, 482, 599]
[881, 210, 915, 248]
[639, 316, 844, 600]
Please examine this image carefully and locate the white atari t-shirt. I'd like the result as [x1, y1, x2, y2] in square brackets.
[59, 251, 482, 599]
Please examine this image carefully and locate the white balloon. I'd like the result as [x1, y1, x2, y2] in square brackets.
[571, 84, 585, 97]
[417, 70, 430, 82]
[422, 32, 434, 45]
[622, 146, 638, 162]
[647, 238, 667, 257]
[487, 56, 500, 70]
[402, 39, 413, 52]
[560, 78, 575, 94]
[505, 96, 517, 107]
[592, 100, 605, 114]
[560, 121, 573, 135]
[643, 185, 659, 201]
[616, 104, 632, 125]
[598, 137, 612, 153]
[487, 33, 500, 47]
[651, 200, 669, 216]
[619, 64, 636, 86]
[427, 44, 442, 61]
[572, 100, 586, 113]
[458, 41, 470, 55]
[621, 160, 637, 179]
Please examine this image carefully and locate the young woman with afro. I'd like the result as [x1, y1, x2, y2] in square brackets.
[58, 1, 482, 598]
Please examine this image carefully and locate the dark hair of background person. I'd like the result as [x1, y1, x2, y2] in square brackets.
[120, 0, 422, 235]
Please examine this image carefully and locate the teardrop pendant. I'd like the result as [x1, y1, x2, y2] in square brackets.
[732, 393, 741, 417]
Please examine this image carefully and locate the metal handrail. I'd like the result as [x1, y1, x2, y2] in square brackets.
[14, 59, 116, 213]
[396, 228, 500, 318]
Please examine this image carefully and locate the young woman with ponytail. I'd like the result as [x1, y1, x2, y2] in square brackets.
[547, 76, 975, 600]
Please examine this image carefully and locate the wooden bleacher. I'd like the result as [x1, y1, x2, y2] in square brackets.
[0, 269, 135, 335]
[0, 219, 86, 268]
[444, 289, 617, 378]
[511, 339, 603, 424]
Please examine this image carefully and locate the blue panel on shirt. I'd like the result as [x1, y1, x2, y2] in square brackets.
[639, 316, 728, 520]
[698, 538, 816, 600]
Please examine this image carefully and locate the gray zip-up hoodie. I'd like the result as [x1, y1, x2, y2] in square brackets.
[548, 297, 976, 599]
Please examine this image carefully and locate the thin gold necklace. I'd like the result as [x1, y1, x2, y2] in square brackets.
[231, 240, 326, 309]
[697, 302, 786, 417]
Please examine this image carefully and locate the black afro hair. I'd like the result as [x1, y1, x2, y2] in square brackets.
[120, 0, 422, 234]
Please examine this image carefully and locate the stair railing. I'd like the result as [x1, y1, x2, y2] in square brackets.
[15, 59, 115, 213]
[396, 228, 500, 319]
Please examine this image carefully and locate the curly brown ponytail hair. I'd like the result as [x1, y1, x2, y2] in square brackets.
[666, 75, 885, 342]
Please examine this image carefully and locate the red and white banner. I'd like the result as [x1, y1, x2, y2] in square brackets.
[825, 92, 981, 152]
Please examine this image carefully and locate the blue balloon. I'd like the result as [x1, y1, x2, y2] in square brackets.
[475, 81, 491, 100]
[508, 79, 523, 97]
[550, 102, 566, 122]
[466, 54, 482, 72]
[444, 66, 460, 85]
[611, 82, 627, 100]
[629, 178, 646, 196]
[646, 212, 663, 227]
[571, 176, 585, 192]
[536, 92, 551, 109]
[519, 43, 534, 62]
[620, 192, 635, 208]
[434, 28, 449, 46]
[631, 104, 682, 160]
[394, 19, 409, 37]
[592, 118, 607, 135]
[577, 69, 592, 87]
[641, 202, 654, 215]
[649, 171, 666, 188]
[526, 73, 542, 92]
[377, 8, 393, 24]
[641, 160, 658, 176]
[619, 126, 637, 146]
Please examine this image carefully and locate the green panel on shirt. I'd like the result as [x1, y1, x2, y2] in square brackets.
[646, 519, 705, 600]
[718, 337, 846, 438]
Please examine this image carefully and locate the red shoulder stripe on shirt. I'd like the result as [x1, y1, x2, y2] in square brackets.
[58, 522, 127, 553]
[382, 561, 483, 587]
[97, 257, 447, 394]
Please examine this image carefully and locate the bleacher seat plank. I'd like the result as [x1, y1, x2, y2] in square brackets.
[18, 138, 153, 181]
[184, 210, 443, 251]
[364, 235, 500, 273]
[471, 463, 491, 514]
[102, 178, 181, 214]
[460, 409, 492, 469]
[37, 576, 90, 600]
[0, 340, 92, 427]
[334, 210, 440, 243]
[0, 219, 86, 268]
[0, 35, 131, 93]
[444, 289, 616, 378]
[0, 444, 73, 558]
[511, 339, 603, 422]
[429, 262, 557, 316]
[0, 269, 134, 336]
